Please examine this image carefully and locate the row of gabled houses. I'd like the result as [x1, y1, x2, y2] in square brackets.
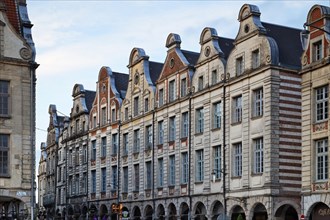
[38, 3, 330, 220]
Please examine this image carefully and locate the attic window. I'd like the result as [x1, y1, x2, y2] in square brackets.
[76, 106, 79, 113]
[204, 46, 210, 57]
[244, 24, 250, 33]
[170, 58, 175, 68]
[102, 83, 106, 92]
[312, 40, 323, 62]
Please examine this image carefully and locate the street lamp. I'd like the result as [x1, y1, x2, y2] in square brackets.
[300, 22, 330, 50]
[211, 169, 227, 220]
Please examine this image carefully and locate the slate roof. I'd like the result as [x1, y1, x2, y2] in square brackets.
[218, 37, 235, 60]
[113, 72, 129, 99]
[57, 115, 65, 127]
[182, 50, 200, 65]
[149, 61, 164, 84]
[85, 90, 96, 112]
[262, 22, 303, 69]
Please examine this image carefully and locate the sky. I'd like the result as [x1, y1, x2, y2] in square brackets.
[27, 0, 329, 172]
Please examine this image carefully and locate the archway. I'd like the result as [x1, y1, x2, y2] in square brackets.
[89, 204, 98, 219]
[81, 206, 88, 219]
[132, 206, 141, 220]
[156, 204, 165, 220]
[252, 203, 267, 220]
[231, 205, 245, 220]
[275, 204, 298, 220]
[211, 201, 224, 220]
[100, 204, 108, 219]
[180, 202, 189, 220]
[144, 205, 153, 220]
[195, 202, 207, 220]
[168, 203, 177, 220]
[308, 202, 330, 220]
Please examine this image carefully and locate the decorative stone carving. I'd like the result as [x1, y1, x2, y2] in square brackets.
[20, 47, 32, 60]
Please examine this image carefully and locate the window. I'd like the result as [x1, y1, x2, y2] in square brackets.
[196, 150, 204, 182]
[75, 147, 79, 166]
[91, 170, 96, 193]
[213, 102, 221, 129]
[134, 96, 139, 116]
[158, 121, 164, 144]
[58, 167, 62, 182]
[146, 161, 152, 189]
[146, 125, 152, 148]
[211, 70, 218, 85]
[123, 133, 128, 155]
[252, 49, 260, 69]
[145, 98, 149, 112]
[316, 139, 328, 181]
[134, 164, 139, 191]
[75, 119, 80, 134]
[316, 85, 328, 122]
[254, 138, 264, 174]
[101, 107, 107, 126]
[196, 108, 204, 133]
[233, 143, 242, 177]
[158, 158, 164, 187]
[111, 108, 116, 122]
[253, 88, 263, 117]
[111, 166, 117, 191]
[69, 176, 73, 195]
[313, 40, 322, 61]
[83, 145, 87, 163]
[232, 95, 242, 123]
[181, 112, 189, 138]
[236, 56, 244, 76]
[181, 78, 187, 97]
[198, 76, 204, 91]
[91, 140, 96, 161]
[213, 146, 221, 179]
[169, 155, 175, 185]
[75, 174, 79, 194]
[101, 168, 106, 192]
[159, 89, 164, 106]
[124, 107, 128, 121]
[0, 134, 9, 176]
[169, 80, 176, 102]
[0, 81, 9, 116]
[68, 149, 73, 167]
[123, 167, 128, 192]
[181, 152, 188, 184]
[169, 116, 176, 142]
[82, 121, 85, 132]
[112, 133, 118, 155]
[101, 137, 107, 158]
[133, 129, 140, 153]
[82, 172, 87, 193]
[93, 115, 97, 128]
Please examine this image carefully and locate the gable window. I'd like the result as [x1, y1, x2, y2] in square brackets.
[146, 125, 152, 149]
[253, 88, 263, 117]
[169, 80, 176, 102]
[93, 115, 97, 128]
[101, 107, 107, 126]
[123, 167, 128, 192]
[211, 70, 218, 85]
[316, 85, 328, 122]
[169, 116, 176, 142]
[134, 164, 139, 191]
[91, 140, 96, 161]
[232, 95, 242, 123]
[254, 138, 264, 174]
[134, 96, 139, 117]
[145, 98, 149, 112]
[124, 107, 128, 121]
[111, 166, 117, 191]
[195, 149, 204, 182]
[181, 112, 189, 138]
[112, 133, 118, 155]
[0, 80, 9, 117]
[123, 133, 128, 155]
[101, 137, 107, 158]
[146, 161, 152, 189]
[75, 119, 80, 134]
[213, 102, 221, 129]
[313, 40, 323, 61]
[169, 155, 175, 185]
[0, 134, 9, 176]
[181, 78, 187, 97]
[158, 121, 164, 144]
[252, 49, 260, 69]
[158, 158, 164, 187]
[196, 108, 204, 133]
[236, 56, 244, 76]
[159, 89, 164, 106]
[181, 152, 188, 184]
[316, 139, 328, 181]
[133, 129, 140, 153]
[198, 76, 204, 91]
[111, 108, 116, 122]
[213, 146, 221, 180]
[233, 143, 242, 177]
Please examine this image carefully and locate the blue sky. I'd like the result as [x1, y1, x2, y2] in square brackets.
[27, 0, 329, 168]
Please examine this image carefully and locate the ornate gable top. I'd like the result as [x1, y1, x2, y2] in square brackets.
[129, 47, 149, 67]
[166, 33, 181, 49]
[72, 84, 85, 98]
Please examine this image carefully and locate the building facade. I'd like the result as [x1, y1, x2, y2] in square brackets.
[0, 0, 37, 219]
[300, 4, 330, 220]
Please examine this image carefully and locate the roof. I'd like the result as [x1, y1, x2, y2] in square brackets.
[3, 0, 20, 35]
[149, 61, 164, 84]
[113, 72, 129, 99]
[218, 37, 234, 60]
[181, 50, 200, 65]
[85, 90, 96, 112]
[262, 22, 303, 69]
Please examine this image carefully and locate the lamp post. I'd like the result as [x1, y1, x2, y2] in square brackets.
[211, 169, 226, 220]
[300, 22, 330, 50]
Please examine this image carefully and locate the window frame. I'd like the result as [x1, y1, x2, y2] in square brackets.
[181, 112, 189, 138]
[0, 80, 10, 117]
[316, 138, 328, 181]
[213, 102, 221, 129]
[169, 116, 176, 142]
[233, 143, 242, 177]
[232, 95, 242, 123]
[253, 88, 263, 117]
[236, 56, 244, 76]
[196, 108, 204, 133]
[315, 85, 328, 122]
[195, 149, 204, 182]
[0, 134, 9, 176]
[169, 79, 176, 102]
[254, 138, 264, 174]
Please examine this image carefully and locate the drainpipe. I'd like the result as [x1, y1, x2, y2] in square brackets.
[117, 120, 121, 220]
[152, 109, 155, 219]
[188, 90, 192, 220]
[222, 78, 227, 220]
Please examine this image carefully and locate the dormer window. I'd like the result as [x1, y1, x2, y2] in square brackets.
[313, 40, 322, 62]
[198, 76, 204, 91]
[124, 107, 128, 121]
[159, 89, 164, 107]
[111, 108, 116, 122]
[252, 49, 260, 69]
[211, 70, 218, 85]
[144, 98, 149, 112]
[236, 56, 244, 76]
[134, 96, 139, 117]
